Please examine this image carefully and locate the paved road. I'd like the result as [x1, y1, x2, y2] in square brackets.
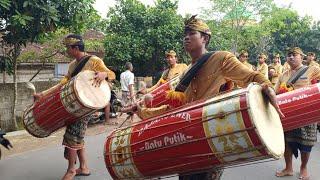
[1, 131, 320, 180]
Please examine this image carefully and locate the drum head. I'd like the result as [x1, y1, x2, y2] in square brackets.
[247, 83, 284, 159]
[74, 70, 111, 109]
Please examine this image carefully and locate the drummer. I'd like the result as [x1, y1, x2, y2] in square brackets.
[274, 47, 320, 180]
[34, 34, 115, 180]
[127, 15, 283, 179]
[143, 50, 188, 93]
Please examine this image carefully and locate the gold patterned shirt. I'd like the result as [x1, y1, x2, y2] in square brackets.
[256, 62, 268, 79]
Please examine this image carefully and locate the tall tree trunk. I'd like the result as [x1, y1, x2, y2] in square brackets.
[11, 44, 20, 131]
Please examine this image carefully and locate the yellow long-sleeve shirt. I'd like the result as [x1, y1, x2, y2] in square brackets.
[257, 62, 268, 80]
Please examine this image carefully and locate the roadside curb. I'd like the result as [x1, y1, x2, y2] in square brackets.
[5, 130, 28, 137]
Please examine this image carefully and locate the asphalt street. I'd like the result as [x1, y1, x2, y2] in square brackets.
[1, 132, 320, 180]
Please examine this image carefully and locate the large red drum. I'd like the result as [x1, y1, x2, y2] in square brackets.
[104, 83, 284, 179]
[277, 83, 320, 131]
[147, 76, 180, 108]
[23, 70, 111, 138]
[148, 78, 320, 132]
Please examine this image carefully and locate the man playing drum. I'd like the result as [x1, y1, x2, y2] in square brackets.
[275, 47, 320, 180]
[34, 34, 115, 180]
[125, 15, 283, 179]
[145, 50, 188, 93]
[178, 15, 284, 180]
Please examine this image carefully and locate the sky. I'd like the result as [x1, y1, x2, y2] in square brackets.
[94, 0, 320, 21]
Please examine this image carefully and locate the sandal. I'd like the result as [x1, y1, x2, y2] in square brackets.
[75, 168, 91, 176]
[299, 176, 310, 180]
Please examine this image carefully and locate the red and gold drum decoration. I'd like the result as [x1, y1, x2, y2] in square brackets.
[23, 70, 110, 138]
[277, 83, 320, 131]
[146, 76, 180, 108]
[104, 83, 284, 179]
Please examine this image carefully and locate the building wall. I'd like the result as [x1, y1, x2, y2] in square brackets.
[0, 81, 59, 130]
[0, 63, 68, 83]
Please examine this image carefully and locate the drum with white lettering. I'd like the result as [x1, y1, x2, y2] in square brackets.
[23, 70, 110, 138]
[277, 83, 320, 131]
[104, 83, 284, 179]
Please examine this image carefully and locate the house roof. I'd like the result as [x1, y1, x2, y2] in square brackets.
[19, 29, 105, 64]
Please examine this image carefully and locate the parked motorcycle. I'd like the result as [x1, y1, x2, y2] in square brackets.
[0, 130, 13, 159]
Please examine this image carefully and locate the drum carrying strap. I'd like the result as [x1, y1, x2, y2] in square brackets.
[175, 52, 214, 92]
[287, 65, 309, 86]
[70, 55, 92, 78]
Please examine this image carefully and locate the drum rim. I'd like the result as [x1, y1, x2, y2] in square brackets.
[73, 70, 111, 109]
[246, 83, 284, 159]
[22, 105, 50, 138]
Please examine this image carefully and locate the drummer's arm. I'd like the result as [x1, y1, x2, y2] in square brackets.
[222, 54, 285, 117]
[146, 81, 161, 93]
[91, 57, 115, 81]
[36, 75, 69, 98]
[137, 105, 169, 120]
[221, 53, 272, 88]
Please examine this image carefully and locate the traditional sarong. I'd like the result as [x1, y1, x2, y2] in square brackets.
[62, 116, 90, 150]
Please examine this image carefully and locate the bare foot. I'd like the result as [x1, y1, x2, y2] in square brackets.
[275, 169, 293, 177]
[61, 169, 76, 180]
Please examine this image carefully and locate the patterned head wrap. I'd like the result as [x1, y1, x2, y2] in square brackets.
[307, 52, 315, 56]
[287, 47, 305, 56]
[258, 53, 267, 60]
[184, 15, 211, 36]
[165, 50, 177, 57]
[239, 50, 249, 57]
[63, 34, 84, 46]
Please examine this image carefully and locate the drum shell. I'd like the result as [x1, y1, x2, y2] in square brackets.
[278, 83, 320, 131]
[147, 76, 180, 108]
[150, 79, 320, 132]
[104, 86, 282, 179]
[23, 71, 110, 138]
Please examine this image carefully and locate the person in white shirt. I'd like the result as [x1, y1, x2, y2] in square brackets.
[120, 62, 135, 107]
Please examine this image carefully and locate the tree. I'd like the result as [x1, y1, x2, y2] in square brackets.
[104, 0, 185, 77]
[300, 21, 320, 54]
[204, 0, 274, 52]
[0, 0, 96, 130]
[260, 7, 312, 60]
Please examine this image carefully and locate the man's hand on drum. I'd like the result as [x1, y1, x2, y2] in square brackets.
[261, 83, 285, 118]
[93, 72, 108, 87]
